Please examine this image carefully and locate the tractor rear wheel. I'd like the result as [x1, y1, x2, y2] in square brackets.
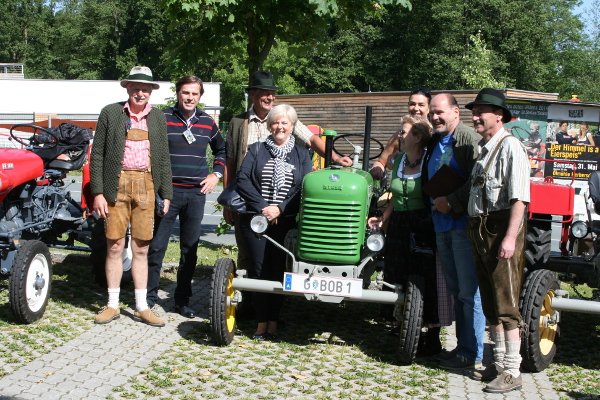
[9, 240, 52, 323]
[210, 258, 237, 345]
[520, 269, 560, 372]
[524, 216, 552, 272]
[90, 219, 132, 287]
[396, 274, 424, 364]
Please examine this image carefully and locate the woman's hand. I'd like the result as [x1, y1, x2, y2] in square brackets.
[367, 216, 382, 230]
[262, 205, 281, 222]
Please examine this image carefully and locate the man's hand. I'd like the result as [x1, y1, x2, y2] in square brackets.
[334, 155, 353, 167]
[162, 199, 170, 216]
[200, 173, 219, 194]
[498, 235, 517, 259]
[93, 194, 108, 219]
[432, 196, 452, 214]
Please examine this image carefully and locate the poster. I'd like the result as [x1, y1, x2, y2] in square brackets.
[505, 100, 600, 180]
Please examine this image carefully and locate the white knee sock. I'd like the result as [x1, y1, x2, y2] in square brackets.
[492, 331, 506, 372]
[135, 289, 149, 311]
[107, 288, 120, 309]
[504, 340, 522, 378]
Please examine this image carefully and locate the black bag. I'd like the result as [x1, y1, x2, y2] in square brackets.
[217, 182, 246, 214]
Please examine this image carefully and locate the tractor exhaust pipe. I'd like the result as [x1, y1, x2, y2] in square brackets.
[363, 106, 372, 172]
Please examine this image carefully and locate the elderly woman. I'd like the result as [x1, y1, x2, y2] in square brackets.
[236, 104, 312, 340]
[368, 116, 442, 354]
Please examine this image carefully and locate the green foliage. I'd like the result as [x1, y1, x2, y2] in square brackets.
[163, 0, 412, 74]
[461, 32, 505, 89]
[1, 0, 598, 113]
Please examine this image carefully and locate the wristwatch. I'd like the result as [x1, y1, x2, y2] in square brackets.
[213, 171, 223, 180]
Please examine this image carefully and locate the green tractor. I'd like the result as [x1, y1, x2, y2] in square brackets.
[209, 108, 427, 364]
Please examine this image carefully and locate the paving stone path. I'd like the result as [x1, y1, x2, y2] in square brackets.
[0, 274, 562, 400]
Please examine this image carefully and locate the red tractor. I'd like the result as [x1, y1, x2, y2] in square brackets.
[521, 159, 600, 371]
[0, 124, 125, 323]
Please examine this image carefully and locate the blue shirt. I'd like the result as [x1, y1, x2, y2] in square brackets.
[427, 133, 467, 233]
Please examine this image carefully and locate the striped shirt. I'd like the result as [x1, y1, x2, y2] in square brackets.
[122, 102, 151, 170]
[164, 106, 226, 187]
[260, 159, 293, 205]
[468, 129, 530, 216]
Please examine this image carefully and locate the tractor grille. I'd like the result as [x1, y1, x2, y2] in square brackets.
[297, 198, 364, 264]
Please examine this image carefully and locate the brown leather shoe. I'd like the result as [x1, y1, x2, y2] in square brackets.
[133, 308, 165, 327]
[471, 364, 499, 382]
[483, 371, 522, 393]
[94, 306, 120, 324]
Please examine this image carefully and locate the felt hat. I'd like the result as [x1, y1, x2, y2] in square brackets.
[120, 66, 160, 90]
[465, 88, 512, 123]
[246, 71, 278, 91]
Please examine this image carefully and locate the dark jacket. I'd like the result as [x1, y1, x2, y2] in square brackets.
[90, 102, 173, 202]
[226, 111, 250, 176]
[236, 141, 312, 216]
[422, 123, 480, 215]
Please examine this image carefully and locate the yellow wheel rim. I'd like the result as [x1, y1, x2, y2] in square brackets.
[539, 289, 558, 355]
[225, 272, 236, 332]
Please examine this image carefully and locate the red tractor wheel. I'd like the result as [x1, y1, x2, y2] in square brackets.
[524, 217, 552, 271]
[9, 240, 52, 323]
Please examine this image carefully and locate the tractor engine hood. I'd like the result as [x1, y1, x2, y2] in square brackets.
[0, 149, 44, 200]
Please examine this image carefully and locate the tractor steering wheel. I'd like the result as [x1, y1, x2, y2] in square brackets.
[332, 133, 384, 163]
[9, 124, 59, 150]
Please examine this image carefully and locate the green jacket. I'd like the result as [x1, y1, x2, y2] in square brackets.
[90, 102, 173, 202]
[422, 122, 480, 215]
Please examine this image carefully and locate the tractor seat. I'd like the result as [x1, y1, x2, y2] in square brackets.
[46, 144, 89, 171]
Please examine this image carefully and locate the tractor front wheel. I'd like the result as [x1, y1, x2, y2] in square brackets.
[9, 240, 52, 323]
[209, 258, 238, 345]
[520, 269, 560, 372]
[396, 274, 424, 364]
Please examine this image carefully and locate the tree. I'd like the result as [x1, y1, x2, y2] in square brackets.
[461, 31, 505, 89]
[163, 0, 411, 76]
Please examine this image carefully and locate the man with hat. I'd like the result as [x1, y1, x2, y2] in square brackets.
[465, 88, 530, 393]
[91, 66, 173, 327]
[225, 71, 352, 276]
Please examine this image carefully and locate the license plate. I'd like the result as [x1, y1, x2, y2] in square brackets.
[283, 272, 363, 298]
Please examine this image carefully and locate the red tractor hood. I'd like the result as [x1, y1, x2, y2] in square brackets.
[0, 149, 44, 201]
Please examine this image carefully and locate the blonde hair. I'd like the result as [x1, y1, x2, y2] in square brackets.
[401, 115, 433, 146]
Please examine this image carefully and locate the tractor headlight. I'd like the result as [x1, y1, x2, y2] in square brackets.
[366, 231, 385, 252]
[570, 220, 588, 239]
[250, 215, 269, 234]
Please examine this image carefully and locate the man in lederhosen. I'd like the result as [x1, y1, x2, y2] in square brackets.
[91, 66, 173, 327]
[466, 88, 530, 393]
